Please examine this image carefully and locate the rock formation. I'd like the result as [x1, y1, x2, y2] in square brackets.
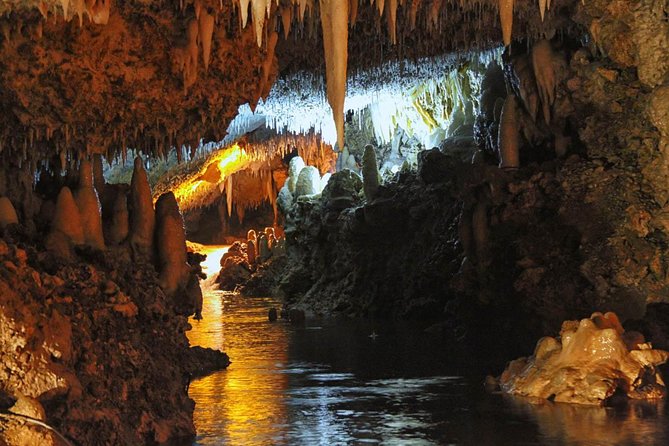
[106, 191, 129, 246]
[154, 192, 189, 299]
[128, 157, 155, 258]
[295, 166, 321, 197]
[74, 159, 105, 250]
[362, 144, 380, 201]
[0, 196, 18, 228]
[46, 187, 84, 258]
[498, 312, 669, 405]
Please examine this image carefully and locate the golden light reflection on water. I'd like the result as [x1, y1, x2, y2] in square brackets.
[187, 246, 288, 445]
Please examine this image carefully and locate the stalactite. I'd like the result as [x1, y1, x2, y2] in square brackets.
[251, 0, 269, 47]
[236, 0, 249, 27]
[538, 0, 546, 22]
[281, 5, 292, 38]
[199, 9, 215, 72]
[319, 0, 349, 151]
[349, 0, 358, 26]
[499, 0, 514, 46]
[531, 40, 556, 125]
[409, 0, 421, 31]
[87, 0, 111, 25]
[226, 174, 233, 216]
[387, 0, 398, 45]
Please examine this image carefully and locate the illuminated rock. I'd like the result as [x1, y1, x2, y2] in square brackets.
[277, 182, 293, 213]
[46, 187, 84, 258]
[532, 40, 557, 125]
[287, 156, 305, 194]
[295, 166, 321, 197]
[362, 144, 380, 201]
[74, 159, 106, 250]
[0, 196, 19, 228]
[128, 157, 155, 258]
[247, 238, 257, 265]
[499, 312, 669, 405]
[257, 233, 270, 262]
[498, 94, 520, 170]
[154, 192, 189, 298]
[499, 0, 515, 46]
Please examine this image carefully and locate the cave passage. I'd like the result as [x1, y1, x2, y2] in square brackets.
[186, 249, 669, 445]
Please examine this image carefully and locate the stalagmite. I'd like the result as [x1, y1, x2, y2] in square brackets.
[499, 0, 514, 46]
[287, 156, 305, 194]
[498, 95, 520, 170]
[0, 196, 19, 228]
[104, 192, 128, 245]
[47, 187, 84, 258]
[257, 233, 270, 262]
[247, 229, 257, 242]
[532, 40, 556, 125]
[295, 166, 321, 197]
[74, 159, 106, 250]
[320, 0, 349, 151]
[155, 192, 190, 297]
[247, 238, 257, 265]
[499, 312, 669, 405]
[264, 227, 275, 248]
[92, 153, 105, 196]
[199, 10, 215, 72]
[362, 144, 380, 201]
[128, 157, 155, 258]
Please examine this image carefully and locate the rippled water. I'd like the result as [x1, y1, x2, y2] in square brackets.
[186, 247, 669, 446]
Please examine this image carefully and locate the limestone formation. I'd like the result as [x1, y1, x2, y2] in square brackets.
[247, 239, 257, 265]
[362, 144, 380, 201]
[287, 156, 306, 194]
[498, 95, 520, 170]
[257, 233, 270, 263]
[264, 227, 275, 248]
[0, 196, 19, 228]
[92, 153, 105, 196]
[295, 166, 321, 197]
[499, 312, 669, 405]
[531, 40, 557, 125]
[74, 159, 106, 250]
[277, 182, 294, 213]
[46, 187, 84, 257]
[154, 192, 189, 298]
[107, 192, 129, 245]
[128, 157, 155, 258]
[247, 229, 257, 243]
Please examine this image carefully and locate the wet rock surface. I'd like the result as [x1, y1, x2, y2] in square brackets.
[0, 237, 229, 445]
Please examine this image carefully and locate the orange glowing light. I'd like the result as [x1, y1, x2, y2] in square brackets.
[172, 144, 250, 207]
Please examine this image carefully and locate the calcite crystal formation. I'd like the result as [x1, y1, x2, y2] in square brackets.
[499, 312, 669, 405]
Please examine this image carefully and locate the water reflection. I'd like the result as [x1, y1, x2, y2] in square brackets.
[186, 246, 669, 445]
[506, 396, 668, 446]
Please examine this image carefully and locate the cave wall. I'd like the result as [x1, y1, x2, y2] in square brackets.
[275, 0, 669, 347]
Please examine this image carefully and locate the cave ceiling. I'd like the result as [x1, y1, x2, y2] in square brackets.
[0, 0, 581, 168]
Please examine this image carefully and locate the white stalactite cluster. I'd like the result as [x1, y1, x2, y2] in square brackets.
[229, 0, 558, 158]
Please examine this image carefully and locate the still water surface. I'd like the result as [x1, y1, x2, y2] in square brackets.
[187, 247, 669, 446]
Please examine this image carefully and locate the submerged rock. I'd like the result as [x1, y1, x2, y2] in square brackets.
[498, 312, 669, 405]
